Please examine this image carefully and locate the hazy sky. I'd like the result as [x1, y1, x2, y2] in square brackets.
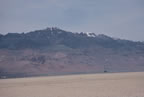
[0, 0, 144, 41]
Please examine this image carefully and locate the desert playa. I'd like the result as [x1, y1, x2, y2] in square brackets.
[0, 72, 144, 97]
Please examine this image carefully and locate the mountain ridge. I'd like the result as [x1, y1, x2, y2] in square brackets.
[0, 27, 144, 50]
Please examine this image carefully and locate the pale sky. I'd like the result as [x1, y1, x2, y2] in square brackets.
[0, 0, 144, 41]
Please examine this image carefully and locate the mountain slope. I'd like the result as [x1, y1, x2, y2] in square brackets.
[0, 27, 144, 78]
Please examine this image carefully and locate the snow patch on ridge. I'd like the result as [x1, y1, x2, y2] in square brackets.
[86, 32, 97, 37]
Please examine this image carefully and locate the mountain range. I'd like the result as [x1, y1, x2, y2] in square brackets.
[0, 27, 144, 78]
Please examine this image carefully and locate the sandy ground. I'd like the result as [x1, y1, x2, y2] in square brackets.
[0, 72, 144, 97]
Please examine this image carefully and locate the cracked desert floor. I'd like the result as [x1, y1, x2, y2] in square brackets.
[0, 72, 144, 97]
